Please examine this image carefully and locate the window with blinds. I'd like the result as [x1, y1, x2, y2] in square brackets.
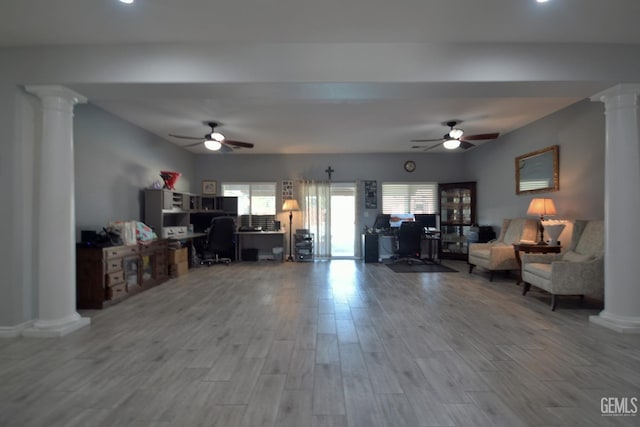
[222, 182, 276, 227]
[381, 182, 438, 214]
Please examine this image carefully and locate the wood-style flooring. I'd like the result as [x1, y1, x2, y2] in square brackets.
[1, 260, 639, 427]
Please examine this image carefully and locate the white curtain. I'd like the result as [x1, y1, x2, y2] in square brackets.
[299, 180, 331, 259]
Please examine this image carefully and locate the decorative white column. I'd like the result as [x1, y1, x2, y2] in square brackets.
[22, 86, 90, 337]
[590, 84, 640, 333]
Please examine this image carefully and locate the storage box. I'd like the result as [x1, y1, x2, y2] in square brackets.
[168, 247, 188, 264]
[242, 248, 259, 261]
[169, 261, 189, 277]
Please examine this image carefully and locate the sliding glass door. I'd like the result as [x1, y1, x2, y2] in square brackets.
[330, 183, 356, 258]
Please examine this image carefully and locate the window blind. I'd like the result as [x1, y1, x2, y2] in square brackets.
[381, 182, 438, 214]
[222, 182, 276, 218]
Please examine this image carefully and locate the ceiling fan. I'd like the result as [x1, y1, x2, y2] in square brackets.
[411, 121, 499, 151]
[169, 122, 254, 152]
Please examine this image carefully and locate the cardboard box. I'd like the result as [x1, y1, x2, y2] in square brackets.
[168, 247, 188, 264]
[169, 260, 189, 277]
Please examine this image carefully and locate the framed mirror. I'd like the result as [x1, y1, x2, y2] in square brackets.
[515, 145, 559, 195]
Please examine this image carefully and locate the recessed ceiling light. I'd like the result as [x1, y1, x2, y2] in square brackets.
[536, 0, 550, 3]
[120, 0, 134, 4]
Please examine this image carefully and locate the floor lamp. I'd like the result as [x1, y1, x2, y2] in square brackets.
[282, 199, 300, 261]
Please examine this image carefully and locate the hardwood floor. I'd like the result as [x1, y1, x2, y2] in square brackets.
[1, 260, 639, 426]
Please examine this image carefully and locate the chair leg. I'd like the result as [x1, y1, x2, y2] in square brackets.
[522, 282, 531, 296]
[468, 264, 475, 274]
[551, 295, 557, 311]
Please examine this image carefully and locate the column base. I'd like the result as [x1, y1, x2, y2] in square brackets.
[590, 311, 640, 334]
[22, 313, 90, 338]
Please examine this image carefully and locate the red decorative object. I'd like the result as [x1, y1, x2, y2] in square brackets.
[160, 171, 181, 190]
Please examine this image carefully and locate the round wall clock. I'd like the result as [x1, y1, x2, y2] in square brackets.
[404, 160, 416, 172]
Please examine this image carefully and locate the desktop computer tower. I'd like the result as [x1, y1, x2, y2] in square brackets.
[362, 234, 379, 263]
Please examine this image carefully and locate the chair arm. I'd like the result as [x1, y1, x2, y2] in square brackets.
[469, 242, 494, 251]
[485, 244, 519, 269]
[549, 258, 604, 295]
[521, 253, 563, 264]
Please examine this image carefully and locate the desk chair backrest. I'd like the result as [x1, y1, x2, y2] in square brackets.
[397, 221, 423, 258]
[208, 216, 236, 256]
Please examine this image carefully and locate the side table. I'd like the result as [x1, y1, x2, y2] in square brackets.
[512, 243, 562, 285]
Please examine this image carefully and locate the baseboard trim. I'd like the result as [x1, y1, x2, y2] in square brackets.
[0, 320, 35, 338]
[590, 311, 640, 334]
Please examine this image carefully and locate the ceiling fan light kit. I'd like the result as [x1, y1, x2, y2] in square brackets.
[443, 139, 461, 149]
[448, 128, 464, 139]
[204, 139, 222, 151]
[210, 132, 225, 142]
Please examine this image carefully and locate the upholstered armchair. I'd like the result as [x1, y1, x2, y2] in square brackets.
[521, 220, 604, 310]
[468, 218, 538, 281]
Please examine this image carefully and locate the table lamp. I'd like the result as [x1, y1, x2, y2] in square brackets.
[527, 198, 557, 245]
[282, 199, 300, 261]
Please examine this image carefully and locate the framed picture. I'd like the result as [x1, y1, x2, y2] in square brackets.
[364, 180, 377, 209]
[282, 180, 293, 200]
[202, 180, 217, 195]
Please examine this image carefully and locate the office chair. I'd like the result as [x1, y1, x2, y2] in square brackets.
[393, 221, 424, 265]
[201, 216, 236, 266]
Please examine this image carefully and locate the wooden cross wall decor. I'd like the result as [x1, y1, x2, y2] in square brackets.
[325, 166, 334, 180]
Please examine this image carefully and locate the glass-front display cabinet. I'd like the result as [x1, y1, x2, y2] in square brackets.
[439, 182, 476, 259]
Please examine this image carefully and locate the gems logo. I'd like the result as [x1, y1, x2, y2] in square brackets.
[601, 397, 638, 417]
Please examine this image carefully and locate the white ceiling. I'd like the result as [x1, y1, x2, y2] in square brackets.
[2, 0, 639, 154]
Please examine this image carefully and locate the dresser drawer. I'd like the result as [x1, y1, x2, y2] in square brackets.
[103, 245, 139, 260]
[106, 283, 127, 300]
[104, 258, 123, 273]
[105, 271, 124, 286]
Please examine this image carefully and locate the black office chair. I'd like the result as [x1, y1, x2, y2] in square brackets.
[393, 221, 424, 264]
[201, 216, 236, 266]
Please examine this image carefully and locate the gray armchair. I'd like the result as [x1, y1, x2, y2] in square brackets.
[468, 218, 538, 281]
[522, 220, 604, 310]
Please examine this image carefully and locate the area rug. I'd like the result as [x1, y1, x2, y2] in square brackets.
[384, 261, 458, 273]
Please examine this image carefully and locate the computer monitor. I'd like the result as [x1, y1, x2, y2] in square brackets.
[389, 213, 415, 228]
[414, 214, 438, 229]
[372, 214, 390, 231]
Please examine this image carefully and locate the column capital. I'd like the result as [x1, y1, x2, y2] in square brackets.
[591, 83, 640, 103]
[24, 85, 87, 105]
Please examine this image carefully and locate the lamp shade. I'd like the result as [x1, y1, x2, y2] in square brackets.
[527, 198, 557, 217]
[282, 199, 300, 212]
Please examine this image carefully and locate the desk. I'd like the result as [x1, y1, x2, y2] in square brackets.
[513, 243, 561, 284]
[236, 231, 286, 261]
[421, 234, 441, 264]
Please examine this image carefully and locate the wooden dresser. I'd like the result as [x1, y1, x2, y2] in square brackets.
[76, 239, 168, 309]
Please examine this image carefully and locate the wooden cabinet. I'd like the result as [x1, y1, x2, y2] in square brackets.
[439, 182, 476, 260]
[76, 239, 168, 309]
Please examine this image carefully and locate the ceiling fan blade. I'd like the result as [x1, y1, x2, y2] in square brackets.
[224, 139, 254, 148]
[421, 142, 443, 152]
[460, 140, 475, 149]
[219, 144, 234, 153]
[169, 133, 202, 140]
[184, 141, 203, 148]
[460, 132, 499, 141]
[411, 138, 444, 143]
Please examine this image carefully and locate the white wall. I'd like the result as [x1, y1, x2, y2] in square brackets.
[195, 152, 467, 256]
[74, 104, 197, 236]
[465, 99, 605, 233]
